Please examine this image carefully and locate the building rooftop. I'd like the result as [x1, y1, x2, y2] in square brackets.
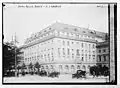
[25, 22, 107, 43]
[43, 22, 107, 38]
[96, 41, 109, 48]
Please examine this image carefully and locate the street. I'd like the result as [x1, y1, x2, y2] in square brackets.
[3, 74, 109, 83]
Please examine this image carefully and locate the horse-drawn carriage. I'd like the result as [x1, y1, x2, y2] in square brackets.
[72, 70, 86, 79]
[39, 70, 47, 76]
[39, 70, 60, 78]
[48, 71, 60, 78]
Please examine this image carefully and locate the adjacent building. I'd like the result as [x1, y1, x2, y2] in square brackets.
[22, 22, 108, 74]
[18, 46, 24, 66]
[96, 41, 109, 67]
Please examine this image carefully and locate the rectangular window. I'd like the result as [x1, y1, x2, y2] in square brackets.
[63, 41, 65, 45]
[67, 41, 69, 46]
[81, 43, 84, 48]
[25, 58, 27, 61]
[99, 50, 101, 53]
[99, 56, 101, 61]
[72, 42, 74, 44]
[72, 49, 74, 51]
[76, 42, 79, 44]
[92, 44, 95, 48]
[41, 55, 43, 59]
[89, 44, 91, 48]
[63, 48, 65, 55]
[85, 55, 87, 60]
[51, 57, 54, 61]
[68, 48, 70, 55]
[72, 54, 74, 59]
[58, 48, 60, 57]
[104, 56, 106, 61]
[76, 49, 80, 56]
[58, 40, 60, 43]
[103, 49, 106, 52]
[82, 50, 84, 54]
[51, 53, 53, 56]
[89, 50, 91, 53]
[89, 56, 91, 60]
[67, 33, 69, 36]
[85, 43, 87, 48]
[48, 54, 50, 58]
[93, 51, 95, 54]
[44, 54, 46, 59]
[81, 57, 84, 61]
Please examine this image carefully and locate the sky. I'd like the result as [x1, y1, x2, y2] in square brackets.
[3, 4, 108, 46]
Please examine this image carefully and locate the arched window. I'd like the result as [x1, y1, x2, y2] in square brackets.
[50, 65, 54, 72]
[59, 65, 63, 72]
[77, 65, 80, 69]
[55, 31, 58, 35]
[82, 65, 86, 71]
[59, 65, 62, 69]
[71, 65, 74, 69]
[71, 65, 75, 73]
[51, 65, 53, 69]
[88, 65, 90, 69]
[42, 66, 44, 70]
[46, 65, 48, 69]
[65, 65, 69, 70]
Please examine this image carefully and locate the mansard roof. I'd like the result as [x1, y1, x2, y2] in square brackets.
[43, 22, 107, 38]
[25, 22, 107, 44]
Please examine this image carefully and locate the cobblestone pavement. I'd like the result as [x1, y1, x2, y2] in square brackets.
[3, 74, 109, 83]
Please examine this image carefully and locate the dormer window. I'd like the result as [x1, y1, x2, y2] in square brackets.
[79, 35, 81, 38]
[90, 31, 93, 34]
[67, 33, 69, 36]
[50, 32, 52, 35]
[35, 34, 37, 38]
[71, 33, 73, 36]
[83, 31, 86, 33]
[42, 35, 44, 37]
[64, 32, 67, 35]
[64, 27, 68, 29]
[76, 34, 79, 36]
[74, 28, 78, 32]
[54, 31, 58, 35]
[49, 28, 51, 30]
[44, 30, 46, 33]
[90, 31, 95, 34]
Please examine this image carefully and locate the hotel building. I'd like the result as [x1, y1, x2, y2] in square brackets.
[22, 22, 107, 74]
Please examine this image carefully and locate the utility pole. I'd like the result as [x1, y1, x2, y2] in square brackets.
[11, 33, 19, 77]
